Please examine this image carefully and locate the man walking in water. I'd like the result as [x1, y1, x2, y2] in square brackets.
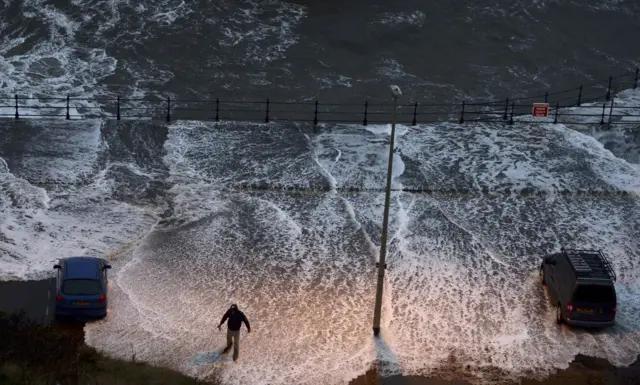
[217, 304, 251, 361]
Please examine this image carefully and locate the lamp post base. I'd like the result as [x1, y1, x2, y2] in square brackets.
[373, 327, 381, 337]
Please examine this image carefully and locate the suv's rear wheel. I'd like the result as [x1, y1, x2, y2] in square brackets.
[556, 304, 564, 324]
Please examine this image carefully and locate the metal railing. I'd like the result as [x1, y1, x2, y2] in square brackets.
[0, 68, 638, 127]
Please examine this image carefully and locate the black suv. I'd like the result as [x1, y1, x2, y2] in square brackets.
[539, 248, 617, 328]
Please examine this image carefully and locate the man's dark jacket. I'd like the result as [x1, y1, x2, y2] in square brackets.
[220, 309, 250, 331]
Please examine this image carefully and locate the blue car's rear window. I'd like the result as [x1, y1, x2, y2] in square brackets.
[62, 279, 102, 295]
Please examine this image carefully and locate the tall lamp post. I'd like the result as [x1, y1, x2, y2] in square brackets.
[373, 85, 402, 337]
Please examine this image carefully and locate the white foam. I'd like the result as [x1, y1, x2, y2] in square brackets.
[405, 115, 639, 196]
[362, 123, 410, 139]
[467, 0, 633, 15]
[161, 120, 326, 226]
[310, 124, 409, 191]
[355, 188, 639, 380]
[0, 120, 157, 280]
[88, 189, 381, 385]
[149, 0, 194, 25]
[0, 105, 85, 120]
[559, 128, 640, 194]
[24, 2, 81, 38]
[307, 133, 338, 190]
[1, 0, 305, 119]
[374, 11, 426, 27]
[514, 88, 640, 189]
[86, 121, 418, 385]
[12, 119, 103, 184]
[391, 196, 640, 379]
[312, 73, 353, 90]
[522, 88, 640, 128]
[0, 41, 116, 119]
[0, 1, 117, 115]
[0, 0, 217, 119]
[69, 0, 196, 34]
[376, 59, 415, 80]
[578, 0, 631, 12]
[0, 163, 156, 280]
[207, 0, 306, 64]
[379, 106, 640, 379]
[81, 114, 640, 385]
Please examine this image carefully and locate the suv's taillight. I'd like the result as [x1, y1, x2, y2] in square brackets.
[612, 305, 616, 315]
[98, 294, 106, 303]
[56, 294, 64, 303]
[567, 303, 574, 313]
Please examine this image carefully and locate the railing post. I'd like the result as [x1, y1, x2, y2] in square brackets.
[553, 102, 559, 124]
[509, 102, 514, 125]
[363, 100, 368, 126]
[503, 98, 509, 120]
[265, 98, 270, 123]
[607, 97, 614, 129]
[411, 102, 418, 126]
[166, 97, 171, 122]
[14, 94, 19, 119]
[215, 98, 219, 121]
[600, 103, 606, 125]
[459, 101, 465, 124]
[606, 76, 612, 101]
[577, 84, 583, 106]
[634, 67, 638, 89]
[66, 95, 70, 120]
[116, 96, 121, 120]
[544, 92, 548, 103]
[313, 100, 318, 125]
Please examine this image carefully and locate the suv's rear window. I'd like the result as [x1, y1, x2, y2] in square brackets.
[62, 279, 102, 295]
[573, 284, 615, 303]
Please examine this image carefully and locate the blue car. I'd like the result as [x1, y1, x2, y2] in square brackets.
[53, 256, 111, 320]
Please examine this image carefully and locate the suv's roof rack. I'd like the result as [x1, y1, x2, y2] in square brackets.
[561, 247, 617, 282]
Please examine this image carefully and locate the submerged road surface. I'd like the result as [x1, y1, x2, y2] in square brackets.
[0, 278, 56, 324]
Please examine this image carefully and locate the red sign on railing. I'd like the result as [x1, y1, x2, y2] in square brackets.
[532, 103, 549, 117]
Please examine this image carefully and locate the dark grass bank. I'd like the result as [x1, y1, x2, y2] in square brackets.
[0, 310, 220, 385]
[349, 355, 640, 385]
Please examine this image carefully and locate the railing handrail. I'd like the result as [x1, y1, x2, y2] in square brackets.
[0, 67, 638, 128]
